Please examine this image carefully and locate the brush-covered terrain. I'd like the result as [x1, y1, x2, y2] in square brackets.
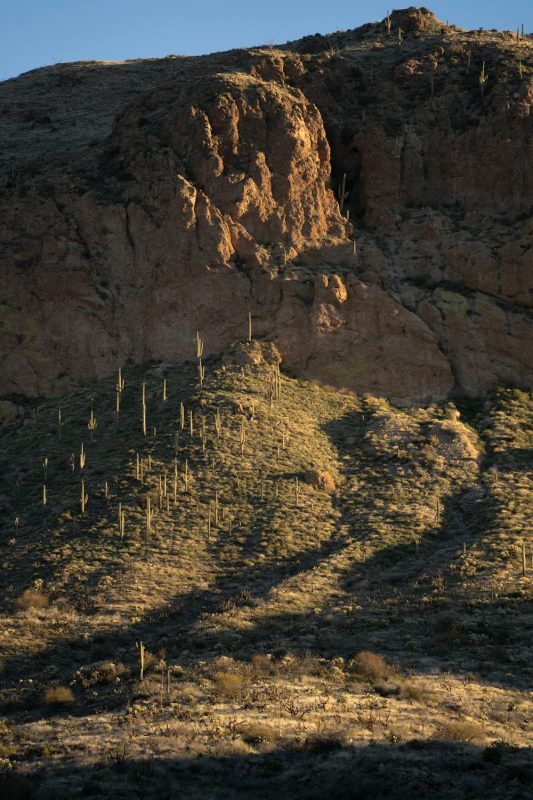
[0, 343, 531, 798]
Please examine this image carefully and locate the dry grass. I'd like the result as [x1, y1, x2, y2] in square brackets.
[15, 589, 48, 611]
[438, 719, 485, 743]
[212, 671, 246, 699]
[42, 686, 75, 706]
[241, 722, 279, 745]
[349, 651, 397, 681]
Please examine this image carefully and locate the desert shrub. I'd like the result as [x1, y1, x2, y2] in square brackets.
[212, 671, 245, 699]
[43, 686, 75, 706]
[304, 730, 349, 753]
[250, 654, 276, 677]
[277, 652, 327, 678]
[213, 739, 252, 758]
[216, 590, 254, 614]
[439, 719, 484, 742]
[348, 651, 395, 681]
[143, 650, 160, 673]
[74, 661, 130, 688]
[16, 589, 48, 611]
[400, 683, 432, 704]
[374, 680, 400, 697]
[242, 723, 279, 745]
[482, 740, 510, 764]
[420, 443, 437, 462]
[384, 727, 408, 743]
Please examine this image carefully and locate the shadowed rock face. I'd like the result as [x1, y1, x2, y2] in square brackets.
[0, 8, 532, 404]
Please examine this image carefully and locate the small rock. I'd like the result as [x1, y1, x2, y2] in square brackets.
[303, 470, 336, 493]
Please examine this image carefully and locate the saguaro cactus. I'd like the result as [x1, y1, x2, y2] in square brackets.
[146, 496, 152, 533]
[214, 490, 220, 525]
[215, 408, 222, 437]
[116, 368, 125, 415]
[118, 503, 125, 539]
[137, 641, 145, 680]
[88, 408, 97, 440]
[198, 360, 205, 389]
[479, 61, 488, 96]
[81, 480, 88, 514]
[240, 416, 246, 455]
[141, 383, 147, 437]
[338, 173, 349, 212]
[196, 332, 205, 389]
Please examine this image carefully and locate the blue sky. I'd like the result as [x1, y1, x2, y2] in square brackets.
[1, 1, 531, 82]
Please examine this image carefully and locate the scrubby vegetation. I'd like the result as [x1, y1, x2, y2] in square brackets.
[0, 340, 531, 797]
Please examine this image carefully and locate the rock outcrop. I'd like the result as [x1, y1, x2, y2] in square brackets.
[0, 8, 531, 403]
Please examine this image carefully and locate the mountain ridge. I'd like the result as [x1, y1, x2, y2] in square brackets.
[0, 6, 532, 404]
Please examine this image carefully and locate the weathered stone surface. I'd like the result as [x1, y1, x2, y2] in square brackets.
[0, 10, 531, 403]
[303, 470, 336, 493]
[222, 341, 282, 368]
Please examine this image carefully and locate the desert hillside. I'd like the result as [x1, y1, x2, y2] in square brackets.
[0, 7, 532, 799]
[0, 341, 532, 797]
[0, 7, 532, 402]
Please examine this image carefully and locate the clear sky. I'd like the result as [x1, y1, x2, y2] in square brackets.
[1, 0, 531, 83]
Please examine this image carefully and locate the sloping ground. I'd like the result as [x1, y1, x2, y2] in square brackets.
[0, 349, 531, 797]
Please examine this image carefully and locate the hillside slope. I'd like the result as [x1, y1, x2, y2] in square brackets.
[0, 347, 531, 797]
[0, 7, 532, 402]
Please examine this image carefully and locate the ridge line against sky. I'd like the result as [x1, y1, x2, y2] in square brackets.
[1, 0, 532, 83]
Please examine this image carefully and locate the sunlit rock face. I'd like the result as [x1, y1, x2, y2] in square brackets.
[1, 10, 531, 403]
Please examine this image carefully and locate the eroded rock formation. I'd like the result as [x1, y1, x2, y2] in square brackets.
[0, 7, 531, 403]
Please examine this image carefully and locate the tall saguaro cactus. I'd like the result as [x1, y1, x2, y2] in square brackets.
[81, 480, 88, 514]
[116, 368, 125, 416]
[146, 496, 152, 533]
[479, 61, 488, 96]
[142, 383, 147, 437]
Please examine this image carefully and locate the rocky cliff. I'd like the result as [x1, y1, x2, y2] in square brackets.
[0, 7, 532, 404]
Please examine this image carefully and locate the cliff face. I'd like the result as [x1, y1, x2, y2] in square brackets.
[0, 8, 532, 404]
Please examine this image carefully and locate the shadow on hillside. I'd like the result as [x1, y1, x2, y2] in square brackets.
[490, 446, 533, 470]
[1, 405, 531, 720]
[4, 740, 532, 800]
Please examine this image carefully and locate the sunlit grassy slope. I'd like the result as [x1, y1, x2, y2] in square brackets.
[0, 345, 531, 798]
